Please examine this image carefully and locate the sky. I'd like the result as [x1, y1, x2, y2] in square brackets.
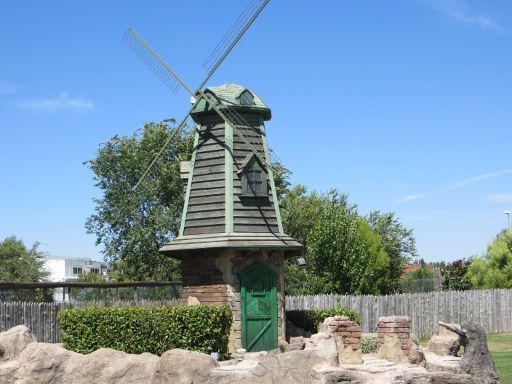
[1, 0, 511, 263]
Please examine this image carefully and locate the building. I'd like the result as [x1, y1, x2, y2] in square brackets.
[44, 257, 110, 282]
[160, 84, 303, 353]
[43, 257, 110, 301]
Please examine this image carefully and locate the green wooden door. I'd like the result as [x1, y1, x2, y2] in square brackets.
[240, 262, 278, 352]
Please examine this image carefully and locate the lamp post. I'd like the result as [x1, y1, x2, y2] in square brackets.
[505, 211, 511, 228]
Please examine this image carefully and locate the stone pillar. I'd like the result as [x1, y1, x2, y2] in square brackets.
[376, 315, 423, 364]
[377, 316, 411, 353]
[322, 316, 362, 364]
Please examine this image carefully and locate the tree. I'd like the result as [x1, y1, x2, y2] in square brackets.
[304, 191, 390, 295]
[466, 229, 512, 289]
[441, 258, 472, 291]
[85, 120, 193, 281]
[0, 236, 52, 301]
[366, 211, 417, 294]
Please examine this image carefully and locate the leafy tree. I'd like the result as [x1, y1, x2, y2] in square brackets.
[466, 229, 512, 289]
[441, 258, 472, 291]
[86, 120, 291, 282]
[305, 191, 390, 295]
[85, 120, 193, 281]
[0, 236, 53, 301]
[367, 211, 417, 294]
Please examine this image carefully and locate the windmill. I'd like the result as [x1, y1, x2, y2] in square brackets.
[124, 0, 302, 353]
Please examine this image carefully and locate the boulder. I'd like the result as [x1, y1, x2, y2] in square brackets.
[211, 349, 328, 383]
[376, 335, 409, 364]
[426, 335, 460, 357]
[61, 348, 159, 384]
[0, 325, 37, 361]
[426, 324, 461, 357]
[338, 342, 362, 365]
[153, 348, 219, 384]
[13, 342, 79, 384]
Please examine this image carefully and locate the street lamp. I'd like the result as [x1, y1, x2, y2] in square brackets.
[505, 211, 511, 228]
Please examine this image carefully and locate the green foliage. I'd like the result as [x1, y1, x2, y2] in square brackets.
[467, 229, 512, 289]
[85, 120, 193, 281]
[286, 307, 361, 333]
[361, 333, 377, 353]
[441, 258, 472, 291]
[0, 236, 53, 302]
[306, 192, 390, 295]
[59, 305, 232, 357]
[367, 211, 417, 294]
[281, 186, 415, 296]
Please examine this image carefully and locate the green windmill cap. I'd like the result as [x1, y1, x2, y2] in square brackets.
[192, 83, 271, 120]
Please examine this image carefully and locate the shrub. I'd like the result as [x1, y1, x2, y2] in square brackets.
[411, 334, 420, 346]
[59, 304, 232, 357]
[361, 333, 377, 353]
[286, 307, 361, 333]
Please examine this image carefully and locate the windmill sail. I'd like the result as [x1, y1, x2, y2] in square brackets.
[124, 0, 271, 190]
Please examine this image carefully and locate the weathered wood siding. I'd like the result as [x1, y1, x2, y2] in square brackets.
[232, 115, 279, 233]
[183, 119, 225, 236]
[0, 299, 179, 343]
[286, 289, 512, 338]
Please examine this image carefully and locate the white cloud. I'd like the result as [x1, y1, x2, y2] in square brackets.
[17, 92, 95, 113]
[0, 83, 18, 94]
[489, 193, 512, 202]
[442, 169, 511, 191]
[421, 0, 506, 33]
[395, 192, 429, 203]
[396, 169, 511, 203]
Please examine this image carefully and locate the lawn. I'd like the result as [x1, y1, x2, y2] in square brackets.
[420, 333, 512, 384]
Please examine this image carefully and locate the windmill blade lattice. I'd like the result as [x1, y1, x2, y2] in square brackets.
[202, 0, 269, 73]
[124, 0, 272, 190]
[123, 28, 181, 95]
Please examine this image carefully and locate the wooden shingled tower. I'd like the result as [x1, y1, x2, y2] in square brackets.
[159, 83, 302, 352]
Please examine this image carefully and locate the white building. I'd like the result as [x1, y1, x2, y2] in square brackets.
[44, 257, 110, 282]
[43, 257, 111, 301]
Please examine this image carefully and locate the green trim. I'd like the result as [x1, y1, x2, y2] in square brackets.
[179, 125, 200, 237]
[224, 121, 234, 233]
[260, 119, 284, 233]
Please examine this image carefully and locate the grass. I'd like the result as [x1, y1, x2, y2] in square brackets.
[420, 333, 512, 384]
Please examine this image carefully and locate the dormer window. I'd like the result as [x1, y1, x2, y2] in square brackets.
[238, 154, 268, 197]
[239, 90, 254, 106]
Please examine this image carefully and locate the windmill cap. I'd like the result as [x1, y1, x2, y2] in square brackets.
[192, 83, 271, 120]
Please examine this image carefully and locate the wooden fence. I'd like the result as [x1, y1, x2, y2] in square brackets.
[0, 299, 179, 343]
[2, 289, 511, 342]
[286, 289, 512, 338]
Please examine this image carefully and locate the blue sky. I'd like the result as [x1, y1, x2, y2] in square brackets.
[1, 0, 511, 263]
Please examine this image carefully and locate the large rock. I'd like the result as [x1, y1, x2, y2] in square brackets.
[61, 348, 159, 384]
[154, 348, 218, 384]
[211, 349, 328, 383]
[13, 342, 80, 384]
[0, 325, 37, 361]
[376, 335, 409, 364]
[426, 324, 461, 357]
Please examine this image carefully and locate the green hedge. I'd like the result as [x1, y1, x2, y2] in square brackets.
[286, 307, 361, 333]
[59, 305, 232, 357]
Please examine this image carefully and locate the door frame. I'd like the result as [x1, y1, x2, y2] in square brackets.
[240, 261, 278, 351]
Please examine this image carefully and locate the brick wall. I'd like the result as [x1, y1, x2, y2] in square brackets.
[181, 254, 229, 305]
[377, 315, 411, 353]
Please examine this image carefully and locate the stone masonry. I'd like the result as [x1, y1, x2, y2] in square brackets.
[321, 315, 362, 364]
[377, 316, 411, 353]
[180, 250, 286, 352]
